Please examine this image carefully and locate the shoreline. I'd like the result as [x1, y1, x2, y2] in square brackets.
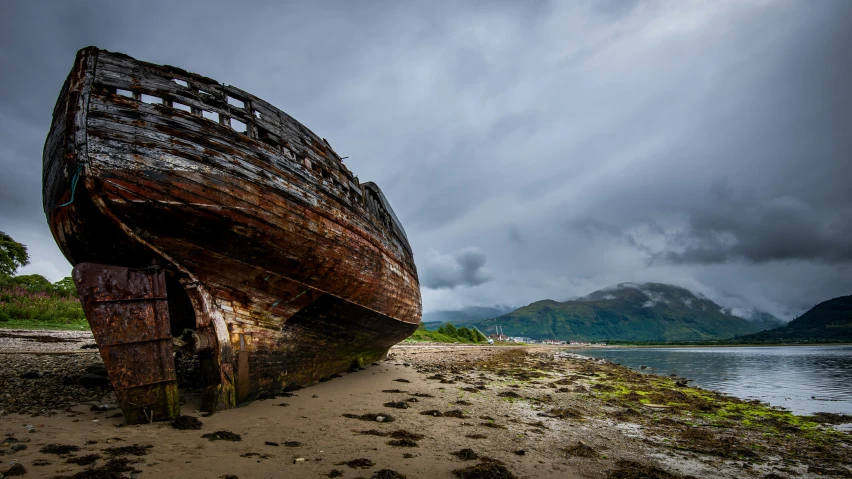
[570, 343, 852, 348]
[1, 335, 851, 478]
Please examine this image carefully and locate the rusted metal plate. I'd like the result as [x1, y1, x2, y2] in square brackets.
[73, 262, 179, 424]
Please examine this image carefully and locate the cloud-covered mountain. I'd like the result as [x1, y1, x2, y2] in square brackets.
[469, 283, 783, 342]
[737, 296, 852, 343]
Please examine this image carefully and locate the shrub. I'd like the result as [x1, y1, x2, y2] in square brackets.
[0, 285, 86, 326]
[11, 274, 53, 293]
[408, 323, 487, 344]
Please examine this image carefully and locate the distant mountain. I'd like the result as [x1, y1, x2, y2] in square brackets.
[737, 296, 852, 343]
[748, 311, 788, 333]
[422, 306, 513, 330]
[468, 283, 783, 342]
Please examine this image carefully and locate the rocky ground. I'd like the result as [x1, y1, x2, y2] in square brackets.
[0, 334, 850, 478]
[0, 330, 95, 353]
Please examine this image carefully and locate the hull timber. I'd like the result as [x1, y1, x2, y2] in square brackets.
[43, 47, 421, 422]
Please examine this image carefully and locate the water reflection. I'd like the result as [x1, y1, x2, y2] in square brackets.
[572, 346, 852, 415]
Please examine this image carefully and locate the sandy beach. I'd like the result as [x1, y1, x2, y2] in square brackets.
[1, 332, 850, 479]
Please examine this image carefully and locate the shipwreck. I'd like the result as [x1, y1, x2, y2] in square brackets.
[43, 47, 421, 424]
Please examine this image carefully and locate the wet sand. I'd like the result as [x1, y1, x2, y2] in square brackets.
[2, 347, 573, 478]
[1, 337, 851, 478]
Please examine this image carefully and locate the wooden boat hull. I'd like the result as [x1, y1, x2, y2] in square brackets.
[43, 48, 421, 419]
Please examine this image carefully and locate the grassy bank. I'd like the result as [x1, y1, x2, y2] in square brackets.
[405, 323, 488, 344]
[0, 285, 89, 330]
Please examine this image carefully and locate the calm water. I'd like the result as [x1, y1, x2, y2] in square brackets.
[571, 345, 852, 417]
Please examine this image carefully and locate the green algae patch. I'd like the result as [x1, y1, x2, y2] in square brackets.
[567, 355, 852, 466]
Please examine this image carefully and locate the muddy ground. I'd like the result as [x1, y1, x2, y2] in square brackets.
[1, 333, 850, 478]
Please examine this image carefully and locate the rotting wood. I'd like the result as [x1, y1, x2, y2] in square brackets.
[43, 47, 421, 420]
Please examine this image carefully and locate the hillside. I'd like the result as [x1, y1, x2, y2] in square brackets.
[737, 295, 852, 343]
[469, 283, 783, 342]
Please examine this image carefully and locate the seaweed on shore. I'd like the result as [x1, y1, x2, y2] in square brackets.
[65, 454, 101, 465]
[805, 412, 852, 425]
[48, 458, 141, 479]
[676, 427, 756, 459]
[564, 441, 598, 458]
[201, 431, 242, 442]
[544, 407, 583, 419]
[451, 448, 479, 460]
[172, 415, 203, 430]
[497, 391, 521, 398]
[337, 458, 375, 469]
[371, 470, 407, 479]
[41, 444, 80, 455]
[103, 444, 153, 457]
[387, 438, 418, 447]
[343, 412, 395, 422]
[452, 457, 516, 479]
[444, 409, 467, 418]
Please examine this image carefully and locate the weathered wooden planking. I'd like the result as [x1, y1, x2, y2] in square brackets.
[84, 91, 414, 271]
[43, 47, 421, 409]
[94, 51, 357, 183]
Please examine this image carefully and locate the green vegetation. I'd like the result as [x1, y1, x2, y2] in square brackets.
[736, 295, 852, 343]
[585, 363, 849, 460]
[470, 283, 784, 342]
[0, 275, 88, 329]
[0, 232, 87, 330]
[469, 349, 852, 469]
[406, 322, 488, 344]
[0, 231, 30, 277]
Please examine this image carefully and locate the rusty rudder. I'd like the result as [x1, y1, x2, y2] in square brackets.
[73, 262, 180, 424]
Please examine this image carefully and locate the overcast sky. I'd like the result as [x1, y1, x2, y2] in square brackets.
[2, 0, 850, 320]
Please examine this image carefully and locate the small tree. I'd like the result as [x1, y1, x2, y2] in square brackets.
[0, 231, 29, 279]
[443, 323, 458, 337]
[53, 277, 78, 297]
[458, 327, 475, 342]
[12, 274, 53, 293]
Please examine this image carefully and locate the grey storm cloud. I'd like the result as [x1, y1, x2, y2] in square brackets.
[659, 182, 852, 265]
[1, 0, 851, 319]
[421, 248, 493, 290]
